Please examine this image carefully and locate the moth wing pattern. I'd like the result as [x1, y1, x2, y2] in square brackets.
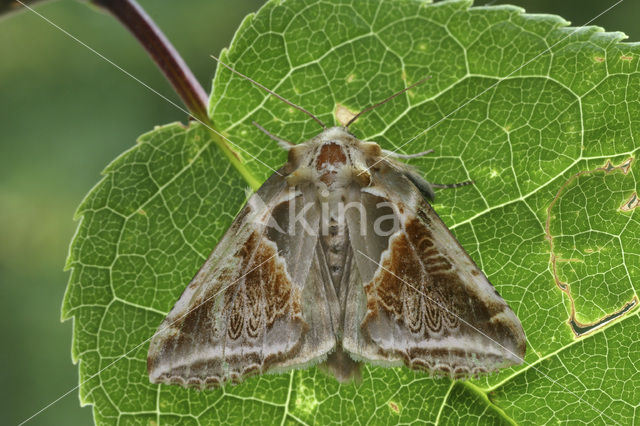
[343, 166, 526, 378]
[147, 169, 336, 388]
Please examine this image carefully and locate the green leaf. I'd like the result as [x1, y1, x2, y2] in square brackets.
[64, 0, 640, 423]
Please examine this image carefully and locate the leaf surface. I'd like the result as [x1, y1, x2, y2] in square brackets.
[64, 0, 640, 423]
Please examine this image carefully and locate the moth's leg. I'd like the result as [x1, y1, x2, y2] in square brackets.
[405, 171, 473, 201]
[430, 180, 474, 189]
[382, 148, 434, 159]
[252, 121, 294, 150]
[404, 171, 436, 200]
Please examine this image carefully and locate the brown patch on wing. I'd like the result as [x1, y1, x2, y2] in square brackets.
[227, 231, 302, 329]
[360, 209, 525, 377]
[148, 230, 306, 388]
[364, 221, 468, 334]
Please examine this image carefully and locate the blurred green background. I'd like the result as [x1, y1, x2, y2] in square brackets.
[0, 0, 637, 424]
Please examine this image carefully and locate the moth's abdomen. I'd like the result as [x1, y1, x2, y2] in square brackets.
[320, 216, 349, 293]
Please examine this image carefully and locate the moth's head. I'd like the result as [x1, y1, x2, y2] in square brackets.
[289, 126, 381, 158]
[284, 126, 389, 190]
[314, 126, 357, 146]
[287, 127, 350, 165]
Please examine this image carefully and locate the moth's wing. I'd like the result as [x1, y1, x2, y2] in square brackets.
[342, 170, 526, 378]
[147, 170, 336, 388]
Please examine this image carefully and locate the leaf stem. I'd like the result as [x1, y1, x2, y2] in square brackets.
[91, 0, 209, 122]
[90, 0, 261, 190]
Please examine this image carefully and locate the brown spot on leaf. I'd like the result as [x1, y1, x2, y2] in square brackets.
[620, 192, 640, 212]
[335, 104, 357, 126]
[545, 157, 637, 337]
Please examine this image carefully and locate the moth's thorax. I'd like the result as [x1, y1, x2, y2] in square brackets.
[286, 126, 380, 191]
[315, 142, 347, 186]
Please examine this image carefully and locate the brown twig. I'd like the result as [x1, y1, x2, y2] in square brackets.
[91, 0, 209, 122]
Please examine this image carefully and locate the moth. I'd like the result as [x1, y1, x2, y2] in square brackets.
[147, 60, 526, 389]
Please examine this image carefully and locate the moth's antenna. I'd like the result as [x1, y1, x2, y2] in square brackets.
[211, 55, 326, 129]
[345, 77, 431, 128]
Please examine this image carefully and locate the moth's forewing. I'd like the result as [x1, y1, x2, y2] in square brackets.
[147, 170, 336, 388]
[342, 161, 526, 377]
